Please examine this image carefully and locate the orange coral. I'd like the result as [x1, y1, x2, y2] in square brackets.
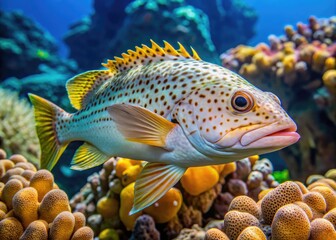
[310, 218, 336, 240]
[71, 226, 94, 240]
[223, 210, 260, 240]
[0, 217, 24, 240]
[20, 220, 48, 240]
[271, 204, 310, 240]
[261, 182, 302, 224]
[49, 211, 75, 240]
[228, 196, 260, 219]
[324, 208, 336, 229]
[310, 186, 336, 211]
[181, 166, 219, 196]
[237, 226, 266, 240]
[205, 228, 229, 240]
[119, 182, 142, 230]
[29, 169, 54, 202]
[39, 189, 71, 223]
[144, 187, 182, 223]
[97, 196, 119, 219]
[12, 187, 39, 228]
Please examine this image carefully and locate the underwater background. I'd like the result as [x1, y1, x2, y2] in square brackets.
[0, 0, 335, 239]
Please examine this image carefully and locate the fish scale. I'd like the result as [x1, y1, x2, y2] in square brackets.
[29, 40, 300, 215]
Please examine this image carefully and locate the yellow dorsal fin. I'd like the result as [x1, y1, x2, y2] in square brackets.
[66, 70, 114, 110]
[178, 42, 191, 58]
[101, 40, 201, 73]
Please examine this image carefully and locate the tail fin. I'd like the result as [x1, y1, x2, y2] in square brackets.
[28, 94, 69, 170]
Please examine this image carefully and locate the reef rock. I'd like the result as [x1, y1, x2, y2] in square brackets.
[0, 11, 77, 81]
[220, 16, 336, 181]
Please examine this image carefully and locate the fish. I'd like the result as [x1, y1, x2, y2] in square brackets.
[29, 40, 300, 214]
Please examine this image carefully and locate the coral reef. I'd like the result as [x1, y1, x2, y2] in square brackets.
[0, 88, 40, 165]
[183, 172, 336, 240]
[220, 16, 336, 181]
[64, 0, 257, 69]
[65, 0, 217, 69]
[70, 155, 278, 239]
[0, 11, 77, 81]
[188, 0, 257, 53]
[0, 149, 94, 240]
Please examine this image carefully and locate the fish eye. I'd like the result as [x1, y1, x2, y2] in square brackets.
[231, 91, 254, 113]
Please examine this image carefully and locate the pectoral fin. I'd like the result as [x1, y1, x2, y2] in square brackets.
[129, 163, 186, 215]
[107, 104, 176, 147]
[71, 143, 110, 170]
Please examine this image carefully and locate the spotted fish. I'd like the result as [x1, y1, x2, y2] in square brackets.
[29, 40, 300, 214]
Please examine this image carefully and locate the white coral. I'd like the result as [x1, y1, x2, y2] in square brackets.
[0, 87, 40, 165]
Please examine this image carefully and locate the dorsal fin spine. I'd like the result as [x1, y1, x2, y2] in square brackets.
[101, 40, 201, 73]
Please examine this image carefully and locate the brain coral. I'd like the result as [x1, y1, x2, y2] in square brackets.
[0, 149, 93, 240]
[0, 88, 40, 165]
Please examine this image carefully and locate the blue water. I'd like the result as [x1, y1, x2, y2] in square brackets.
[1, 0, 335, 56]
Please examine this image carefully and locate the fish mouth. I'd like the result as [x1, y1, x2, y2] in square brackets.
[240, 122, 300, 149]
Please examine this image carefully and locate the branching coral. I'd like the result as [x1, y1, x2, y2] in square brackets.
[221, 16, 336, 181]
[0, 149, 93, 240]
[0, 88, 40, 165]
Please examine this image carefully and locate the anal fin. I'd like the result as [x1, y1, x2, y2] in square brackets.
[71, 143, 110, 170]
[130, 163, 186, 215]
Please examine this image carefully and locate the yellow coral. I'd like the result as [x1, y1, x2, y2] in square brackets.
[261, 181, 302, 224]
[228, 196, 260, 219]
[119, 182, 142, 230]
[310, 218, 336, 240]
[293, 201, 313, 221]
[121, 164, 142, 186]
[237, 226, 266, 240]
[39, 189, 71, 223]
[1, 179, 23, 209]
[115, 158, 141, 178]
[71, 226, 95, 240]
[73, 212, 86, 232]
[324, 208, 336, 229]
[325, 169, 336, 180]
[310, 186, 336, 211]
[271, 204, 310, 240]
[144, 187, 182, 223]
[322, 69, 336, 94]
[12, 187, 39, 228]
[303, 191, 326, 219]
[29, 169, 54, 202]
[20, 220, 48, 240]
[49, 211, 75, 240]
[221, 162, 237, 177]
[223, 210, 260, 240]
[0, 217, 24, 240]
[205, 228, 229, 240]
[98, 228, 119, 240]
[248, 155, 259, 166]
[181, 166, 219, 196]
[97, 196, 119, 219]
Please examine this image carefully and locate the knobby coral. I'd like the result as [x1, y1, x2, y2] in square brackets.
[70, 155, 279, 239]
[221, 16, 336, 181]
[0, 149, 93, 240]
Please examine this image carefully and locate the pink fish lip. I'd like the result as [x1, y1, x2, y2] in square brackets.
[240, 123, 300, 148]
